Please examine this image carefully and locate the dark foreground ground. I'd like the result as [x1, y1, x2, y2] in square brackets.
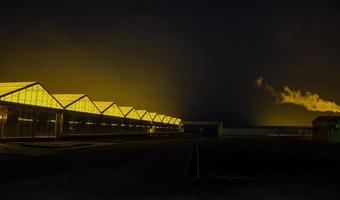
[1, 136, 340, 199]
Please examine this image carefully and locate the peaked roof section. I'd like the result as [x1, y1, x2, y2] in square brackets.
[148, 112, 158, 121]
[0, 82, 63, 109]
[154, 114, 165, 123]
[136, 110, 147, 118]
[0, 82, 38, 97]
[119, 106, 134, 117]
[93, 101, 115, 112]
[97, 102, 125, 118]
[169, 118, 177, 125]
[53, 94, 100, 114]
[141, 112, 153, 122]
[175, 118, 182, 125]
[126, 108, 141, 120]
[53, 94, 86, 107]
[163, 116, 172, 124]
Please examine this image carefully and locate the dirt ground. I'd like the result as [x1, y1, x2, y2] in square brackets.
[0, 137, 340, 199]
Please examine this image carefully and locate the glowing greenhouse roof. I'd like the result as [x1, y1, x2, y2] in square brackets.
[126, 108, 141, 120]
[53, 94, 85, 107]
[93, 101, 115, 112]
[148, 112, 158, 121]
[53, 94, 100, 114]
[0, 82, 63, 109]
[154, 114, 165, 123]
[175, 118, 182, 125]
[163, 116, 172, 124]
[136, 110, 147, 118]
[0, 82, 37, 97]
[119, 106, 134, 116]
[95, 102, 125, 118]
[169, 118, 177, 125]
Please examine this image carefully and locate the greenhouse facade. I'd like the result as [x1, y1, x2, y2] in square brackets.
[0, 82, 182, 140]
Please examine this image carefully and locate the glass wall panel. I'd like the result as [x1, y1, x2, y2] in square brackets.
[0, 105, 58, 139]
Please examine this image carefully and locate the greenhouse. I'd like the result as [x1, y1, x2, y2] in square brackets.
[0, 81, 183, 140]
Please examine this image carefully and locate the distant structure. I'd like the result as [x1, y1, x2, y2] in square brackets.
[312, 116, 340, 142]
[0, 82, 182, 140]
[183, 121, 223, 138]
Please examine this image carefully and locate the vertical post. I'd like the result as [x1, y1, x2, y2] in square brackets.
[195, 141, 200, 179]
[54, 112, 64, 140]
[0, 110, 4, 141]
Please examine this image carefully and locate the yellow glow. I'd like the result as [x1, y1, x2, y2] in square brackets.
[93, 101, 114, 112]
[126, 108, 141, 120]
[141, 112, 153, 122]
[163, 116, 171, 124]
[136, 110, 147, 118]
[54, 94, 100, 114]
[119, 106, 134, 116]
[0, 82, 37, 97]
[148, 112, 157, 121]
[169, 118, 177, 124]
[0, 82, 63, 109]
[102, 103, 125, 118]
[53, 94, 85, 107]
[154, 114, 165, 123]
[175, 118, 182, 125]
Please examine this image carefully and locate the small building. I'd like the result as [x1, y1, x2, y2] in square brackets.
[183, 121, 223, 138]
[312, 116, 340, 142]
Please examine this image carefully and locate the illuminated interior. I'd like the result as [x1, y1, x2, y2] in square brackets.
[93, 101, 114, 112]
[175, 118, 182, 125]
[169, 118, 177, 125]
[126, 108, 141, 120]
[98, 102, 125, 118]
[142, 112, 153, 122]
[53, 94, 100, 114]
[163, 116, 171, 124]
[119, 106, 133, 117]
[136, 110, 147, 119]
[154, 114, 165, 123]
[148, 112, 158, 121]
[0, 82, 63, 109]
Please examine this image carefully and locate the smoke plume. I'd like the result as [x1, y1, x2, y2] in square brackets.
[256, 76, 340, 113]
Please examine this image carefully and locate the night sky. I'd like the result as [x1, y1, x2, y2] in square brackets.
[1, 0, 340, 126]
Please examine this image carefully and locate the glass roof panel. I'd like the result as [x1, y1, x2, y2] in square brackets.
[0, 83, 63, 109]
[163, 116, 171, 123]
[93, 101, 114, 112]
[119, 106, 134, 116]
[53, 94, 85, 107]
[0, 82, 37, 97]
[126, 108, 141, 120]
[103, 103, 124, 118]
